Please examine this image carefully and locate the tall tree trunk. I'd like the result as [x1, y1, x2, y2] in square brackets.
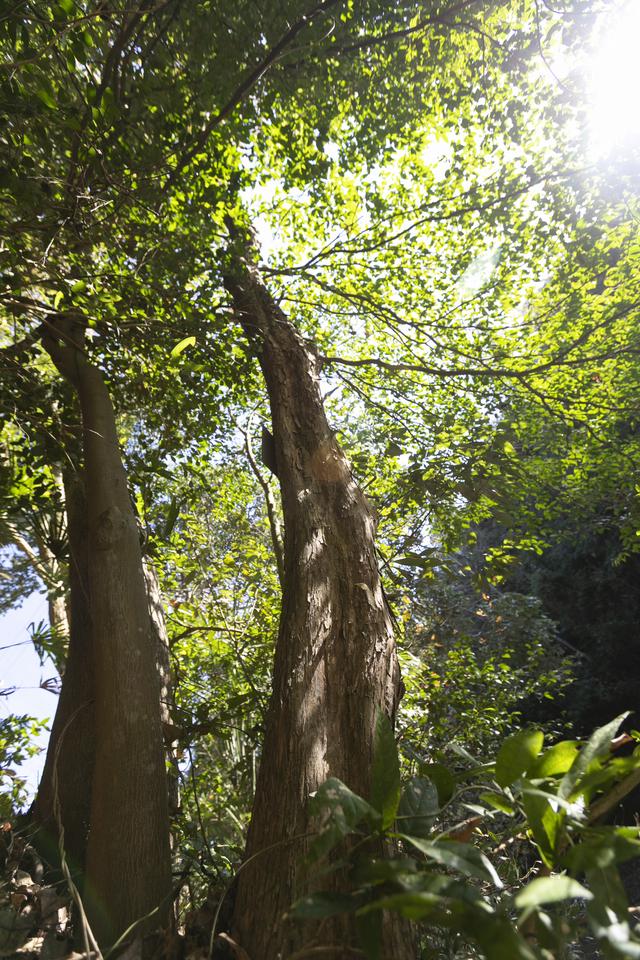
[42, 317, 171, 948]
[224, 242, 413, 959]
[30, 467, 94, 878]
[144, 557, 181, 818]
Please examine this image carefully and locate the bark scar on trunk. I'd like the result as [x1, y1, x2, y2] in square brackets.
[94, 505, 128, 549]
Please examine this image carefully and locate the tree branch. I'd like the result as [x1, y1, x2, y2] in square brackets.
[167, 0, 342, 184]
[242, 419, 284, 588]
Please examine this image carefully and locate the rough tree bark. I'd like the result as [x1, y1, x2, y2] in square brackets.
[30, 467, 95, 877]
[42, 316, 171, 948]
[224, 236, 414, 959]
[144, 557, 181, 818]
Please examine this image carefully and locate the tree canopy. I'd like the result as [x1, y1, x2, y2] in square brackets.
[2, 1, 640, 958]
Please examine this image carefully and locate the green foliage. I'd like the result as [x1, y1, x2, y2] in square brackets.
[144, 453, 280, 889]
[2, 0, 640, 952]
[294, 716, 640, 960]
[398, 583, 573, 761]
[0, 714, 47, 818]
[371, 711, 401, 829]
[495, 729, 545, 789]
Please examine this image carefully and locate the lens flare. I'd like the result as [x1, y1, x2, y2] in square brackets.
[589, 2, 640, 156]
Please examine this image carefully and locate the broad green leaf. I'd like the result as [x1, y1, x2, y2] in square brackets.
[163, 496, 181, 538]
[397, 777, 439, 836]
[361, 893, 536, 959]
[36, 88, 56, 110]
[288, 892, 356, 919]
[309, 777, 376, 830]
[170, 336, 197, 358]
[360, 890, 451, 921]
[370, 712, 400, 828]
[514, 875, 592, 909]
[419, 762, 455, 803]
[564, 828, 640, 873]
[353, 856, 418, 886]
[399, 836, 503, 888]
[495, 729, 544, 788]
[479, 791, 515, 814]
[586, 865, 630, 923]
[521, 787, 563, 868]
[308, 778, 377, 862]
[531, 740, 580, 778]
[560, 714, 628, 800]
[395, 552, 437, 569]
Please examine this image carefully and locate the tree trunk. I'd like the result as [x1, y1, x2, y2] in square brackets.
[144, 557, 181, 818]
[43, 317, 171, 949]
[224, 244, 413, 959]
[30, 467, 95, 879]
[47, 591, 70, 667]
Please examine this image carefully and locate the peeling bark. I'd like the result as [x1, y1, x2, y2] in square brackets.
[225, 243, 413, 959]
[42, 316, 171, 948]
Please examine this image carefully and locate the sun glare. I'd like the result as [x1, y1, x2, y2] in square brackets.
[589, 2, 640, 156]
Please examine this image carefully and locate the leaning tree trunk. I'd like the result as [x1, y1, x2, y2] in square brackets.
[224, 240, 414, 959]
[30, 467, 95, 879]
[43, 316, 171, 948]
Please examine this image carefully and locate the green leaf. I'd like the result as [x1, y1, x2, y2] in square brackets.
[309, 778, 375, 830]
[419, 762, 455, 804]
[479, 791, 515, 814]
[361, 893, 536, 959]
[370, 712, 400, 828]
[586, 865, 629, 920]
[36, 88, 56, 110]
[531, 741, 580, 778]
[353, 857, 418, 886]
[399, 836, 503, 888]
[288, 892, 356, 919]
[308, 778, 377, 861]
[397, 777, 439, 836]
[163, 495, 181, 538]
[495, 728, 544, 788]
[521, 787, 563, 868]
[170, 336, 197, 358]
[514, 875, 592, 909]
[395, 552, 437, 569]
[565, 828, 640, 873]
[560, 714, 628, 799]
[360, 890, 451, 922]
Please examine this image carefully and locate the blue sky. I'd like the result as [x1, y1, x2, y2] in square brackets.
[1, 592, 57, 799]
